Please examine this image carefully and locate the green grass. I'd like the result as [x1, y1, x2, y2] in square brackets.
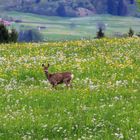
[0, 38, 140, 139]
[1, 11, 140, 41]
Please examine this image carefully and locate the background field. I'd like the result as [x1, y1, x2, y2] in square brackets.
[1, 11, 140, 41]
[0, 38, 140, 139]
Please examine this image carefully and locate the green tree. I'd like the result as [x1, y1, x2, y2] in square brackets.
[9, 29, 18, 42]
[0, 24, 9, 43]
[0, 23, 18, 43]
[128, 28, 134, 37]
[96, 27, 105, 39]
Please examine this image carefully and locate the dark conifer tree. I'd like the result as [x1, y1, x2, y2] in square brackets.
[96, 27, 105, 39]
[128, 28, 134, 37]
[0, 23, 18, 43]
[0, 24, 9, 43]
[9, 29, 18, 42]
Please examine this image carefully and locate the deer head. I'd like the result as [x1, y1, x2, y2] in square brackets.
[42, 64, 50, 74]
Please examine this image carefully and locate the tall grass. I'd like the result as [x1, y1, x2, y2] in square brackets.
[0, 38, 140, 139]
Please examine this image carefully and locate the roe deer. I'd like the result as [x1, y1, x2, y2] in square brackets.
[42, 64, 74, 88]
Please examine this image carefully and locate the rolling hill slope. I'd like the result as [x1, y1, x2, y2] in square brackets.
[1, 11, 140, 41]
[0, 0, 139, 17]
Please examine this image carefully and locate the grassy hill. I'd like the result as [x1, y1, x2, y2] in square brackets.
[0, 38, 140, 139]
[1, 11, 140, 41]
[1, 0, 139, 17]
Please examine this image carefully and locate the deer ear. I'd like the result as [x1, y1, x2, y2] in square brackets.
[42, 64, 45, 67]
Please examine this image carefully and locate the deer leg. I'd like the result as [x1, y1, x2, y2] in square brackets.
[66, 78, 73, 88]
[63, 79, 69, 88]
[52, 84, 55, 88]
[52, 84, 58, 90]
[63, 77, 72, 88]
[68, 80, 73, 88]
[51, 81, 57, 89]
[65, 81, 69, 88]
[69, 82, 72, 88]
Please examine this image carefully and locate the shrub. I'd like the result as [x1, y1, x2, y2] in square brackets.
[0, 23, 18, 43]
[9, 29, 18, 43]
[96, 27, 105, 39]
[0, 24, 9, 43]
[128, 28, 134, 37]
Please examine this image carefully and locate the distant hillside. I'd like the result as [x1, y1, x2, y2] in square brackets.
[0, 0, 139, 17]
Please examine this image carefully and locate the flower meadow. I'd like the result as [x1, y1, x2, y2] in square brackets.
[0, 38, 140, 140]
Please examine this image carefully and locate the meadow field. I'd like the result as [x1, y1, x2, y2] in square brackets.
[1, 11, 140, 40]
[0, 38, 140, 140]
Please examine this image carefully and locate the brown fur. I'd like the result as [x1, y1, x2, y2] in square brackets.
[42, 64, 73, 88]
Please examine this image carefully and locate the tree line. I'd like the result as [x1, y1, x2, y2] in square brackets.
[0, 23, 43, 43]
[0, 24, 18, 43]
[0, 23, 139, 43]
[96, 27, 136, 39]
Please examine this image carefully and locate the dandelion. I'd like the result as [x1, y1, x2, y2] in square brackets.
[114, 132, 124, 139]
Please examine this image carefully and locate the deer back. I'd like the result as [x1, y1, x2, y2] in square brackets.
[49, 72, 72, 84]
